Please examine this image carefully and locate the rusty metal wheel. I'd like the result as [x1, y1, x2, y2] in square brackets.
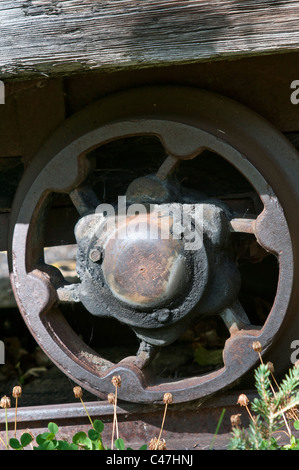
[8, 86, 299, 403]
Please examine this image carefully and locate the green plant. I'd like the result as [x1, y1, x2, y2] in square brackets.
[9, 420, 136, 450]
[9, 432, 34, 450]
[0, 377, 154, 450]
[209, 407, 226, 450]
[228, 343, 299, 450]
[7, 419, 148, 451]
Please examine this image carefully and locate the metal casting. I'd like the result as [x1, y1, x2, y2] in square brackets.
[8, 86, 299, 403]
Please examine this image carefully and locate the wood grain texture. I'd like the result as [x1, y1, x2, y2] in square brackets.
[1, 0, 299, 79]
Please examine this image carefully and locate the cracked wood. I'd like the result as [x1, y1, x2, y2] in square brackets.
[1, 1, 299, 79]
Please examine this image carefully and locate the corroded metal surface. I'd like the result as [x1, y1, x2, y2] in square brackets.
[0, 391, 256, 450]
[7, 86, 299, 404]
[102, 223, 188, 310]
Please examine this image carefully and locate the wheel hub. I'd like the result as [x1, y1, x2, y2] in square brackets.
[101, 217, 189, 310]
[74, 175, 241, 350]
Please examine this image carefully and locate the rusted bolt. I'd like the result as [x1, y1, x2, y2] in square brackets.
[89, 248, 102, 263]
[158, 309, 171, 323]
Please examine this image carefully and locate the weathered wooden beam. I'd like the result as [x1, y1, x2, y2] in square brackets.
[1, 0, 299, 80]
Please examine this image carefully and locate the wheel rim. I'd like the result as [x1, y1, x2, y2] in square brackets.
[8, 86, 299, 403]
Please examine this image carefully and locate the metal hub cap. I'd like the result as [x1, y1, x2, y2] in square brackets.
[101, 216, 190, 309]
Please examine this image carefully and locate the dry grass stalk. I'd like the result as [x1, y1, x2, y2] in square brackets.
[0, 395, 11, 449]
[237, 393, 255, 422]
[12, 386, 22, 439]
[155, 392, 173, 450]
[111, 375, 121, 450]
[73, 386, 94, 428]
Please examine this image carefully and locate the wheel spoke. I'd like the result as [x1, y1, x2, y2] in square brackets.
[229, 217, 256, 234]
[219, 300, 253, 335]
[69, 183, 100, 216]
[57, 283, 81, 303]
[156, 155, 180, 180]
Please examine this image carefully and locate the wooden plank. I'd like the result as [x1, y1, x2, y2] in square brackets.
[13, 78, 66, 165]
[64, 53, 299, 132]
[1, 0, 299, 79]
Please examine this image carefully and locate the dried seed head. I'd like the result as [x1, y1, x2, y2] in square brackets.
[111, 375, 121, 389]
[266, 361, 275, 373]
[252, 341, 262, 353]
[12, 386, 22, 399]
[237, 394, 249, 407]
[0, 396, 11, 409]
[108, 392, 116, 405]
[148, 437, 167, 450]
[230, 413, 242, 428]
[73, 386, 83, 399]
[148, 437, 157, 450]
[163, 392, 173, 405]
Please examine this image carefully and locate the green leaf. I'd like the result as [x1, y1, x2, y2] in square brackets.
[69, 443, 79, 450]
[41, 440, 57, 450]
[20, 432, 33, 448]
[115, 438, 125, 450]
[57, 440, 74, 450]
[37, 431, 56, 441]
[93, 420, 104, 434]
[36, 434, 47, 445]
[83, 437, 93, 450]
[9, 438, 22, 450]
[88, 429, 100, 441]
[139, 444, 147, 450]
[48, 422, 59, 435]
[294, 420, 299, 430]
[72, 431, 93, 449]
[72, 431, 87, 445]
[36, 432, 58, 449]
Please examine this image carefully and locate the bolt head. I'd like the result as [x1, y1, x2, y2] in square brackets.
[89, 248, 102, 262]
